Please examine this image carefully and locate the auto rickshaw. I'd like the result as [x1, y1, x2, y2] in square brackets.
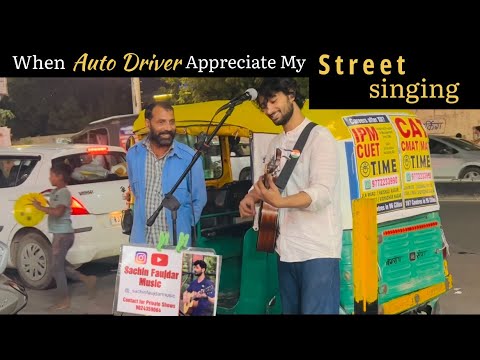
[129, 100, 453, 315]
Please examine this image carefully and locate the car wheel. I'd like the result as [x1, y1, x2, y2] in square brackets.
[239, 167, 251, 181]
[15, 232, 54, 290]
[459, 166, 480, 180]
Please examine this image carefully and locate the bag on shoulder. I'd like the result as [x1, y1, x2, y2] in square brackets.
[121, 208, 133, 235]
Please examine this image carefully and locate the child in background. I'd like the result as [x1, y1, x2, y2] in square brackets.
[32, 162, 96, 310]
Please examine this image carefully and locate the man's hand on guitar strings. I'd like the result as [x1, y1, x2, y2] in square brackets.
[255, 174, 282, 208]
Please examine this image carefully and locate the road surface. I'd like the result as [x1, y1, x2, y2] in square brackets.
[9, 201, 480, 315]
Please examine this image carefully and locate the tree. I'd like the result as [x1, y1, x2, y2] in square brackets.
[0, 109, 15, 127]
[204, 256, 218, 277]
[0, 78, 132, 139]
[158, 77, 310, 104]
[0, 77, 310, 139]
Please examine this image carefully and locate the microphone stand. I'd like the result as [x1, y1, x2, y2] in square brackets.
[146, 105, 236, 247]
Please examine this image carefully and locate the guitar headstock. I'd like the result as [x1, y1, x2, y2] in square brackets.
[265, 148, 282, 175]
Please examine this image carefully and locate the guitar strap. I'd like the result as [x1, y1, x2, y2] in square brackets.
[274, 121, 317, 191]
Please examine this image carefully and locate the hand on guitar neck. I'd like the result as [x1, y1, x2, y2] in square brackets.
[255, 174, 282, 207]
[238, 150, 283, 219]
[254, 148, 283, 209]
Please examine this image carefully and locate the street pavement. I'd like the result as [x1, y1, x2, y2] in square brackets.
[436, 201, 480, 314]
[9, 200, 480, 315]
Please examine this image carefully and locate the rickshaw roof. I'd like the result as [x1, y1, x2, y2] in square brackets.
[133, 100, 415, 140]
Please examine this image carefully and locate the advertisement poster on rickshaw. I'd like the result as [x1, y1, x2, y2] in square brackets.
[343, 115, 403, 214]
[390, 115, 438, 208]
[113, 245, 221, 316]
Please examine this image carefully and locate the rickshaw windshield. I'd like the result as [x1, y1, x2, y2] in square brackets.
[175, 133, 223, 180]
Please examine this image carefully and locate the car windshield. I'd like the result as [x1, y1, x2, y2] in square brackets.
[437, 137, 480, 151]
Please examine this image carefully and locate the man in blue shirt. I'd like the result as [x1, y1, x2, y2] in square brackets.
[183, 260, 216, 316]
[126, 102, 207, 246]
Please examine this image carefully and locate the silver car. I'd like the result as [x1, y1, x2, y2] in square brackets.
[0, 242, 28, 314]
[429, 135, 480, 180]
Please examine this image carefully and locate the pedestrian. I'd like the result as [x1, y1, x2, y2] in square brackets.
[32, 162, 96, 310]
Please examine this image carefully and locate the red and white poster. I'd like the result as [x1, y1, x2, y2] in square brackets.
[391, 116, 438, 209]
[114, 246, 183, 316]
[343, 115, 403, 214]
[114, 245, 221, 316]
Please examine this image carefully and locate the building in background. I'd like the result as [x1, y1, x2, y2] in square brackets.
[0, 78, 7, 98]
[415, 110, 480, 142]
[0, 127, 11, 147]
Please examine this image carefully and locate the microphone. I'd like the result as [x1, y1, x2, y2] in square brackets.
[215, 88, 258, 115]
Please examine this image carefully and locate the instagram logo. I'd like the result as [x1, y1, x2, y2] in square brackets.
[135, 251, 148, 264]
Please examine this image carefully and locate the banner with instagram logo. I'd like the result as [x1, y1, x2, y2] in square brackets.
[114, 245, 221, 316]
[114, 245, 184, 316]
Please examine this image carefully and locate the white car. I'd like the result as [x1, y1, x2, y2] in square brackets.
[0, 144, 129, 289]
[429, 135, 480, 180]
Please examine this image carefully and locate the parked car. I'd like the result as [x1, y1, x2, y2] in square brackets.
[70, 114, 138, 151]
[0, 242, 28, 314]
[429, 135, 480, 180]
[0, 144, 130, 289]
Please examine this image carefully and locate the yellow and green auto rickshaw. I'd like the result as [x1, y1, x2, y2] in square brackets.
[128, 100, 453, 315]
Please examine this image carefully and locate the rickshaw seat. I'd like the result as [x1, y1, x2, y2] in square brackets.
[200, 180, 252, 230]
[203, 180, 251, 213]
[201, 219, 253, 239]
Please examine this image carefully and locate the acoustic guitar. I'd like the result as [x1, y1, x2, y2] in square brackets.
[183, 284, 215, 315]
[257, 148, 282, 253]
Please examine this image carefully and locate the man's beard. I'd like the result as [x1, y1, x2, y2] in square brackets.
[194, 271, 202, 277]
[150, 131, 175, 147]
[273, 104, 294, 126]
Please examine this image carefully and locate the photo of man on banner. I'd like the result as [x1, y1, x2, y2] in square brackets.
[180, 253, 219, 316]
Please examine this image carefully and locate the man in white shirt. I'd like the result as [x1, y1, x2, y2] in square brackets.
[239, 78, 342, 314]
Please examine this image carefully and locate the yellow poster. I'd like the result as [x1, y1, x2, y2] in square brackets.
[390, 115, 437, 208]
[343, 115, 403, 214]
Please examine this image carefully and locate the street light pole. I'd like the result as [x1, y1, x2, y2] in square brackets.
[131, 78, 142, 114]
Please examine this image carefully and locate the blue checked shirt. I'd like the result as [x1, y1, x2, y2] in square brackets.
[144, 137, 171, 245]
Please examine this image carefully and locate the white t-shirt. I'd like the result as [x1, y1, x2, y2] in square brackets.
[262, 118, 343, 262]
